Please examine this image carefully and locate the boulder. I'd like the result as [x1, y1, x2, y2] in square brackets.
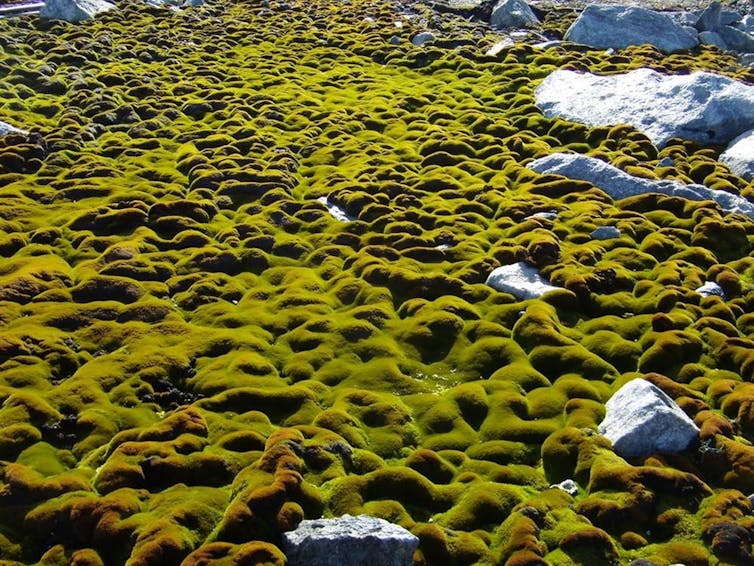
[283, 515, 419, 566]
[535, 68, 754, 147]
[0, 121, 26, 136]
[485, 261, 561, 299]
[598, 379, 700, 459]
[695, 1, 722, 32]
[40, 0, 115, 21]
[718, 25, 754, 52]
[564, 5, 698, 53]
[411, 32, 435, 46]
[721, 129, 754, 180]
[527, 152, 754, 219]
[696, 281, 725, 298]
[490, 0, 539, 29]
[590, 226, 620, 240]
[699, 30, 728, 50]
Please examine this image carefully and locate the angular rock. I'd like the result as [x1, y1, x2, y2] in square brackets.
[485, 261, 561, 300]
[695, 1, 722, 32]
[718, 25, 754, 52]
[696, 281, 725, 298]
[0, 121, 26, 136]
[564, 5, 698, 53]
[699, 30, 729, 50]
[490, 0, 539, 29]
[598, 379, 700, 459]
[40, 0, 114, 22]
[528, 152, 754, 219]
[536, 68, 754, 147]
[721, 129, 754, 180]
[317, 196, 354, 222]
[283, 515, 419, 566]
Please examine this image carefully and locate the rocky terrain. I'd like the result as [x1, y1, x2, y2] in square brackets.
[1, 0, 754, 564]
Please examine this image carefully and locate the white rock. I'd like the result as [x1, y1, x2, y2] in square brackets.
[485, 262, 561, 300]
[0, 121, 26, 136]
[721, 129, 754, 180]
[696, 281, 726, 298]
[486, 37, 515, 55]
[599, 379, 700, 459]
[317, 196, 354, 222]
[40, 0, 115, 22]
[525, 210, 558, 221]
[411, 32, 435, 46]
[590, 226, 620, 240]
[283, 515, 419, 566]
[564, 5, 698, 53]
[528, 152, 754, 219]
[550, 479, 579, 495]
[536, 68, 754, 147]
[490, 0, 539, 30]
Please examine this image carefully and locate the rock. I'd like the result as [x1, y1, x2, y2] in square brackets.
[525, 210, 557, 221]
[40, 0, 115, 22]
[718, 25, 754, 51]
[721, 129, 754, 180]
[486, 37, 515, 55]
[590, 226, 620, 240]
[535, 68, 754, 147]
[485, 261, 561, 299]
[598, 379, 700, 459]
[527, 152, 754, 219]
[283, 515, 419, 566]
[550, 479, 579, 495]
[490, 0, 539, 29]
[699, 30, 729, 49]
[696, 281, 726, 298]
[317, 196, 354, 222]
[411, 32, 435, 46]
[695, 1, 722, 31]
[0, 121, 26, 136]
[564, 5, 698, 53]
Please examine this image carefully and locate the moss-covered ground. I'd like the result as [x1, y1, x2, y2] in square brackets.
[1, 0, 754, 563]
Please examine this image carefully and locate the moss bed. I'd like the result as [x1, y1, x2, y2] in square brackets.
[1, 0, 754, 564]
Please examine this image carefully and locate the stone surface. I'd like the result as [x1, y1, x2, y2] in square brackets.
[486, 37, 515, 55]
[485, 261, 561, 299]
[721, 129, 754, 180]
[317, 196, 354, 222]
[599, 379, 700, 459]
[564, 5, 698, 53]
[696, 0, 722, 31]
[718, 24, 754, 51]
[40, 0, 115, 21]
[528, 152, 754, 219]
[696, 281, 726, 298]
[699, 30, 729, 49]
[411, 32, 435, 46]
[536, 68, 754, 147]
[283, 515, 419, 566]
[590, 226, 620, 240]
[490, 0, 539, 29]
[551, 479, 579, 495]
[0, 120, 26, 136]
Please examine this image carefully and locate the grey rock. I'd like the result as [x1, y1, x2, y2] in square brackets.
[599, 379, 700, 459]
[695, 1, 722, 31]
[486, 262, 561, 300]
[699, 30, 729, 49]
[657, 156, 675, 168]
[283, 515, 419, 566]
[564, 5, 698, 54]
[525, 210, 558, 221]
[389, 35, 401, 45]
[721, 129, 754, 180]
[722, 9, 744, 26]
[535, 68, 754, 147]
[411, 31, 435, 46]
[718, 25, 754, 51]
[527, 152, 754, 219]
[0, 120, 26, 136]
[490, 0, 539, 29]
[317, 196, 354, 222]
[40, 0, 114, 22]
[696, 281, 726, 298]
[486, 37, 515, 55]
[590, 226, 621, 240]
